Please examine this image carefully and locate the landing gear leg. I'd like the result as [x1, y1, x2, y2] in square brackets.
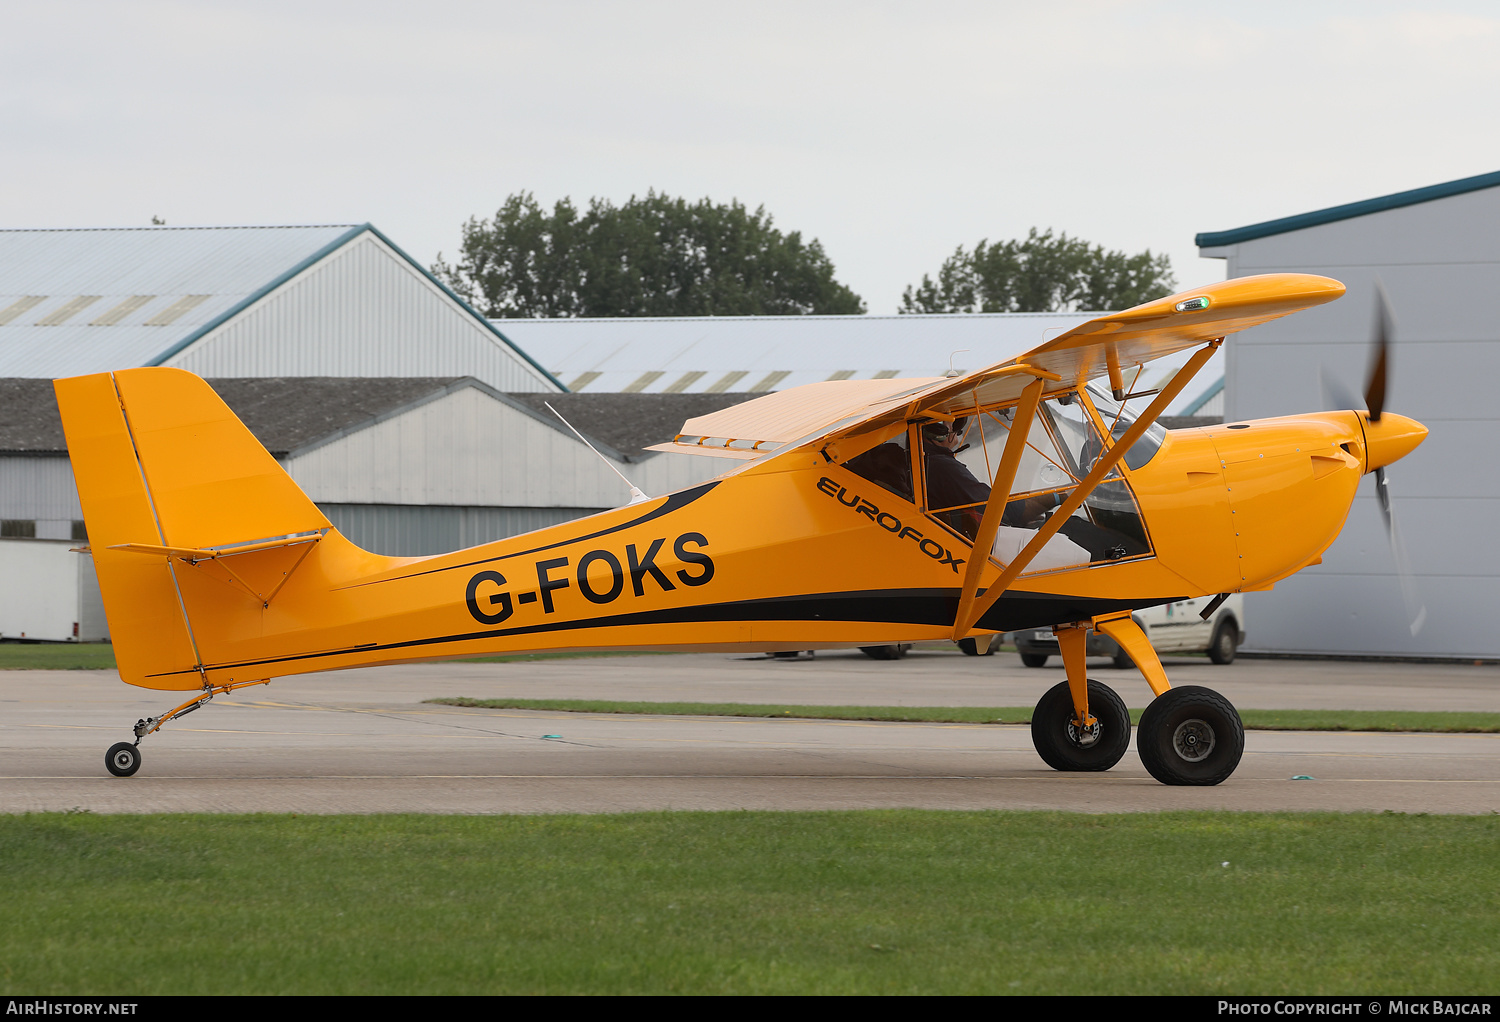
[104, 678, 270, 777]
[1030, 623, 1129, 771]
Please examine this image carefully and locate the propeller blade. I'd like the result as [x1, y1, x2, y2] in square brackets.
[1375, 466, 1426, 636]
[1319, 365, 1362, 415]
[1365, 281, 1393, 423]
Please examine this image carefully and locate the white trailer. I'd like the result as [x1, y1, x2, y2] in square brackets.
[0, 539, 108, 642]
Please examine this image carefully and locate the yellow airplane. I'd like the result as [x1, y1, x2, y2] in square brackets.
[54, 273, 1427, 786]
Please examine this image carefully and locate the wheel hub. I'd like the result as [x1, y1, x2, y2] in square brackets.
[1171, 718, 1216, 762]
[1066, 717, 1102, 749]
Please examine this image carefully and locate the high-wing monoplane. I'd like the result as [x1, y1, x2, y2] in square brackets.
[55, 273, 1427, 785]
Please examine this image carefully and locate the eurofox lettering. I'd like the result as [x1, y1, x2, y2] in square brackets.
[817, 477, 966, 573]
[465, 533, 714, 625]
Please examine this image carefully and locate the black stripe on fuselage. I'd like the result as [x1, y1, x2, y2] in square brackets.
[150, 588, 1182, 679]
[337, 482, 721, 589]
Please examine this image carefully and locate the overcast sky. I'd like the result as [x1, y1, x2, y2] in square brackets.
[5, 1, 1499, 313]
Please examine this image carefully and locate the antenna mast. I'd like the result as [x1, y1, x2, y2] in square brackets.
[544, 401, 651, 505]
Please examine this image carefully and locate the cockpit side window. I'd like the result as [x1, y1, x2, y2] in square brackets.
[1085, 384, 1168, 470]
[844, 433, 914, 503]
[918, 393, 1154, 574]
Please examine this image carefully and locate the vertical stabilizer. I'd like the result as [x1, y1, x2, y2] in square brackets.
[55, 368, 334, 689]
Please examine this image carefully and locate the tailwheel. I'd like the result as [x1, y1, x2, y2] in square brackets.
[1030, 679, 1130, 772]
[105, 742, 141, 777]
[1136, 685, 1244, 785]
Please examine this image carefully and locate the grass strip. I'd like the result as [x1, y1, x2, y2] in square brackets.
[0, 643, 117, 670]
[428, 697, 1500, 733]
[431, 697, 1035, 724]
[3, 811, 1497, 995]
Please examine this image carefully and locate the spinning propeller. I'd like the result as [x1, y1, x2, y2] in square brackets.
[1320, 283, 1427, 635]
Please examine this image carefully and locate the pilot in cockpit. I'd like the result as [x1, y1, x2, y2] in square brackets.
[922, 418, 989, 539]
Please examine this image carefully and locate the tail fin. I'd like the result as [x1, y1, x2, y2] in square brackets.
[56, 368, 333, 689]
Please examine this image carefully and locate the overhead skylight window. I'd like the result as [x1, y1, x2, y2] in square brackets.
[623, 371, 664, 393]
[35, 296, 101, 326]
[568, 371, 602, 391]
[142, 295, 211, 326]
[0, 296, 47, 326]
[749, 371, 790, 392]
[706, 371, 748, 393]
[825, 370, 856, 381]
[89, 295, 156, 326]
[872, 370, 900, 379]
[663, 371, 705, 393]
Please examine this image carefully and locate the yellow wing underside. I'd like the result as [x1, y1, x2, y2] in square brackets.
[646, 273, 1344, 460]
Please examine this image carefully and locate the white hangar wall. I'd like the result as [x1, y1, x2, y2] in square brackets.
[286, 384, 723, 508]
[169, 230, 560, 394]
[1200, 175, 1500, 658]
[0, 457, 81, 524]
[284, 383, 727, 556]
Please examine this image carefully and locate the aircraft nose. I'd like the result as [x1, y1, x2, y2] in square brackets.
[1363, 412, 1428, 473]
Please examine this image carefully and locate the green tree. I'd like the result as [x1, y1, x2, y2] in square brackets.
[434, 191, 865, 317]
[899, 228, 1175, 314]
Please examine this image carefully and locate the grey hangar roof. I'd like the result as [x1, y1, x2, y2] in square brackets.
[0, 223, 562, 392]
[494, 311, 1097, 395]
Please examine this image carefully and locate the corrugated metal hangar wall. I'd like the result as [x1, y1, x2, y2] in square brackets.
[1199, 170, 1500, 658]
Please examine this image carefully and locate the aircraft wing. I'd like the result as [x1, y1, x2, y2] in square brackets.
[647, 273, 1343, 460]
[644, 377, 943, 459]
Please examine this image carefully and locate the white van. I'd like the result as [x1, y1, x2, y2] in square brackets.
[1006, 594, 1246, 668]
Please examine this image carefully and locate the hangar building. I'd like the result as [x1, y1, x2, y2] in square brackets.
[0, 224, 563, 390]
[497, 311, 1225, 406]
[1198, 169, 1500, 658]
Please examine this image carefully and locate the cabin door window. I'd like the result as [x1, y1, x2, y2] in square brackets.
[919, 395, 1153, 575]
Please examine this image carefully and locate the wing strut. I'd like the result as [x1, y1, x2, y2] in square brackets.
[952, 376, 1045, 637]
[951, 340, 1221, 638]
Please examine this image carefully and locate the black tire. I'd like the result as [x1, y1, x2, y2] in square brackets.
[1020, 653, 1048, 668]
[957, 637, 995, 656]
[958, 637, 980, 656]
[1207, 619, 1238, 665]
[1030, 679, 1130, 772]
[1111, 645, 1134, 670]
[859, 644, 907, 660]
[1136, 685, 1244, 785]
[105, 742, 141, 777]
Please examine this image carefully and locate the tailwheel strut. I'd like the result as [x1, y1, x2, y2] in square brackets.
[104, 678, 270, 777]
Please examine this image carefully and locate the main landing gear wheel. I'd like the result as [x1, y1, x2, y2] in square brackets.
[1030, 679, 1130, 772]
[105, 742, 141, 777]
[1136, 685, 1244, 786]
